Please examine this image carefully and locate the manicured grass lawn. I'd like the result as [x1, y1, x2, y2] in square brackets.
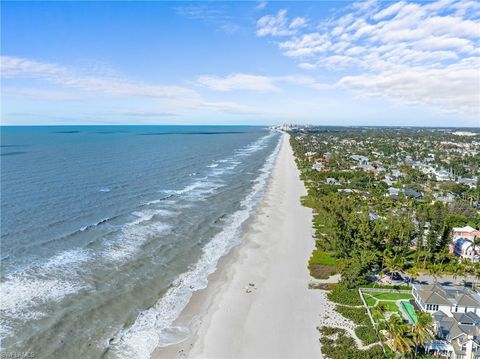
[362, 290, 412, 324]
[368, 292, 413, 301]
[364, 295, 377, 307]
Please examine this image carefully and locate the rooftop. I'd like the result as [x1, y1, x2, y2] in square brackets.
[413, 284, 480, 308]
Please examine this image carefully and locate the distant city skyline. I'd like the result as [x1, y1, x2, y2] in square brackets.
[1, 0, 479, 127]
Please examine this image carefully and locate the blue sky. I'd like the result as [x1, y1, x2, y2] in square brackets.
[1, 0, 479, 126]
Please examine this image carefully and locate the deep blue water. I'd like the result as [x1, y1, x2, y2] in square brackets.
[0, 126, 281, 358]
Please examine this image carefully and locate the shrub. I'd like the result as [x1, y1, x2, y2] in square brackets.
[309, 264, 337, 279]
[327, 284, 363, 306]
[335, 306, 371, 326]
[318, 326, 384, 359]
[360, 283, 411, 291]
[308, 282, 336, 290]
[355, 325, 378, 345]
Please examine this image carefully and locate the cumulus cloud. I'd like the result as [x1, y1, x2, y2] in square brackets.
[256, 9, 307, 37]
[257, 0, 480, 114]
[337, 58, 480, 114]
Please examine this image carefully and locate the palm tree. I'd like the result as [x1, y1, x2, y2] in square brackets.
[451, 264, 464, 285]
[471, 235, 480, 262]
[411, 311, 434, 358]
[429, 264, 441, 284]
[382, 314, 414, 354]
[376, 302, 388, 322]
[406, 267, 419, 284]
[473, 263, 480, 290]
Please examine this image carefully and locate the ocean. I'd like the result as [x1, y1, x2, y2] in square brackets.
[0, 126, 281, 358]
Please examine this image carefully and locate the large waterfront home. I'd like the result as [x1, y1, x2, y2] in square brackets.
[413, 284, 480, 358]
[413, 284, 480, 316]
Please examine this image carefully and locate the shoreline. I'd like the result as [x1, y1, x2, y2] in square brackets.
[152, 132, 325, 359]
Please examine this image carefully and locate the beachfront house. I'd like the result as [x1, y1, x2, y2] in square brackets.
[426, 311, 480, 358]
[413, 284, 480, 358]
[412, 284, 480, 316]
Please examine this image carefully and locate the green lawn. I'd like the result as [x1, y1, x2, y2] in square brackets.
[362, 291, 412, 324]
[364, 296, 377, 307]
[367, 292, 413, 301]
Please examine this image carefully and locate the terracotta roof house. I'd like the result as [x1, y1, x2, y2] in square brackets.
[453, 226, 480, 241]
[449, 226, 480, 262]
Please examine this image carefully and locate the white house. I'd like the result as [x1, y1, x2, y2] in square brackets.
[413, 284, 480, 358]
[412, 284, 480, 317]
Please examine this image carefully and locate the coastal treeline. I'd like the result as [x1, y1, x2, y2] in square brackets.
[291, 128, 480, 288]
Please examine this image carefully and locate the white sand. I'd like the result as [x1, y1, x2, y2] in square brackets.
[153, 133, 334, 359]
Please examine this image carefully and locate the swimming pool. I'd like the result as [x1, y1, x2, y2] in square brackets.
[402, 301, 418, 323]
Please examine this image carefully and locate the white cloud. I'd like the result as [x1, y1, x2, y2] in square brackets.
[1, 56, 194, 98]
[298, 62, 317, 70]
[257, 0, 480, 114]
[196, 72, 330, 92]
[373, 1, 406, 20]
[337, 58, 480, 114]
[256, 1, 267, 10]
[196, 73, 279, 92]
[175, 5, 240, 34]
[256, 9, 307, 37]
[0, 56, 258, 115]
[279, 33, 331, 57]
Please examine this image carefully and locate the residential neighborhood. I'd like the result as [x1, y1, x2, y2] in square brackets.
[289, 126, 480, 358]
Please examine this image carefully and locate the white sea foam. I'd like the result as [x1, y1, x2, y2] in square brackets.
[108, 133, 282, 359]
[80, 217, 111, 231]
[103, 210, 172, 261]
[1, 204, 177, 341]
[0, 248, 91, 335]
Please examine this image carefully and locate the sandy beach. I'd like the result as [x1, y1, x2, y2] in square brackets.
[153, 133, 326, 359]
